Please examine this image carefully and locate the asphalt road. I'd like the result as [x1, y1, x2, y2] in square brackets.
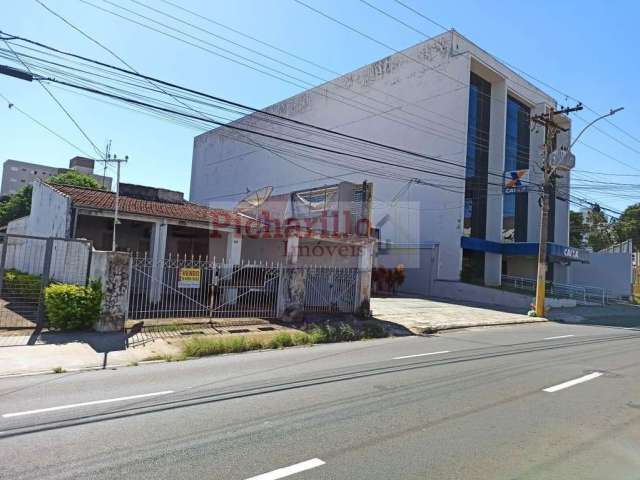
[0, 321, 639, 479]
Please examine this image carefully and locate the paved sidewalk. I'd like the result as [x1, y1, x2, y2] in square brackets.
[371, 296, 545, 334]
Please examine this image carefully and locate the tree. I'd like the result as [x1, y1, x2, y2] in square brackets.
[585, 208, 616, 251]
[569, 211, 585, 248]
[614, 203, 640, 250]
[48, 170, 102, 189]
[0, 171, 102, 226]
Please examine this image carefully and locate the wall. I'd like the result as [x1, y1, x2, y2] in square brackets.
[27, 182, 72, 238]
[569, 252, 633, 298]
[191, 31, 561, 285]
[432, 280, 533, 309]
[375, 245, 438, 296]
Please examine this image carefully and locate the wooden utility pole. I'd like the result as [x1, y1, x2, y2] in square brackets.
[531, 104, 583, 317]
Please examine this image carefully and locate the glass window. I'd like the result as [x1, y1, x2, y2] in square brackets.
[464, 72, 491, 240]
[503, 96, 530, 242]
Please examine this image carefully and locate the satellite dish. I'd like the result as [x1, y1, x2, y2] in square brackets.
[234, 186, 273, 218]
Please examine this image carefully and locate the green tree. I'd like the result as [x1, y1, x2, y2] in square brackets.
[569, 211, 584, 248]
[48, 170, 102, 189]
[614, 203, 640, 249]
[0, 170, 102, 226]
[585, 208, 616, 251]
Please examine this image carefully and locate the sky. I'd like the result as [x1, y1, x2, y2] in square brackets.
[1, 0, 639, 214]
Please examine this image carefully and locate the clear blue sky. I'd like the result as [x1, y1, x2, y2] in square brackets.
[1, 0, 639, 214]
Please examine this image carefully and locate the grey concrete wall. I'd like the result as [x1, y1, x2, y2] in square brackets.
[432, 280, 533, 309]
[569, 252, 633, 298]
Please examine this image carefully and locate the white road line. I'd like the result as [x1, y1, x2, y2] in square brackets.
[2, 390, 174, 418]
[245, 458, 325, 480]
[393, 350, 450, 360]
[543, 372, 603, 393]
[543, 335, 575, 340]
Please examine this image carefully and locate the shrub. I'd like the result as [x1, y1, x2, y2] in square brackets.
[268, 332, 295, 349]
[44, 280, 102, 331]
[361, 321, 387, 339]
[3, 269, 42, 300]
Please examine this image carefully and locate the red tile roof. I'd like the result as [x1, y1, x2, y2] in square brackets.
[48, 183, 252, 227]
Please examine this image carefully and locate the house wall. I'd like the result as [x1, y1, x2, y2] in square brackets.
[27, 182, 72, 238]
[191, 31, 569, 286]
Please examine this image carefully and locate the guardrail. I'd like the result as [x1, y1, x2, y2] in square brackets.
[501, 275, 606, 306]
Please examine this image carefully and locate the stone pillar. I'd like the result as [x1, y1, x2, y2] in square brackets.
[225, 232, 242, 304]
[150, 220, 167, 303]
[277, 235, 304, 321]
[90, 251, 131, 332]
[356, 241, 374, 317]
[485, 78, 507, 287]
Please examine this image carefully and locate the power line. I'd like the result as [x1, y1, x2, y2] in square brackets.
[1, 38, 103, 158]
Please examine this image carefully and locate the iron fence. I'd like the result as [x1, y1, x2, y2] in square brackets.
[127, 254, 362, 323]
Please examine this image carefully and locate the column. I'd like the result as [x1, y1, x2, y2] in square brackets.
[225, 232, 242, 304]
[485, 78, 507, 287]
[149, 220, 167, 303]
[356, 241, 373, 316]
[277, 234, 304, 319]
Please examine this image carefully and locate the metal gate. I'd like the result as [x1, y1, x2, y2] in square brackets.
[0, 234, 92, 329]
[301, 266, 360, 312]
[128, 254, 282, 322]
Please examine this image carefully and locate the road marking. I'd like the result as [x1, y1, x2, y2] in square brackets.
[245, 458, 325, 480]
[543, 372, 603, 393]
[543, 335, 575, 340]
[2, 390, 174, 418]
[393, 350, 450, 360]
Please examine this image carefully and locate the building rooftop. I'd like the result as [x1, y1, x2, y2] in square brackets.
[47, 183, 253, 227]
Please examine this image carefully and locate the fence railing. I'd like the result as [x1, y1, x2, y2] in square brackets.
[127, 254, 362, 322]
[501, 275, 606, 306]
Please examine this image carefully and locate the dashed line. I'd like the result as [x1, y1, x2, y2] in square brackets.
[2, 390, 174, 418]
[244, 458, 326, 480]
[543, 335, 575, 340]
[543, 372, 603, 393]
[393, 350, 450, 360]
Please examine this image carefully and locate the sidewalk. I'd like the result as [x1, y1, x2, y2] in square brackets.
[0, 320, 296, 377]
[371, 296, 545, 334]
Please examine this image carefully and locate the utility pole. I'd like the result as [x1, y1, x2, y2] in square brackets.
[102, 140, 111, 189]
[110, 154, 128, 252]
[531, 104, 583, 317]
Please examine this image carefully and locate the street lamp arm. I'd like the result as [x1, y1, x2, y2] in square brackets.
[570, 107, 624, 149]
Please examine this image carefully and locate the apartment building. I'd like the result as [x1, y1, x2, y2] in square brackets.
[1, 156, 112, 195]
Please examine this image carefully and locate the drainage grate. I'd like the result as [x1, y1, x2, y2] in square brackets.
[227, 328, 251, 333]
[180, 331, 204, 336]
[258, 326, 276, 331]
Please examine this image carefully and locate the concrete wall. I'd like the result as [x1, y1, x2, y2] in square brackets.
[27, 182, 71, 238]
[569, 252, 633, 298]
[375, 245, 438, 296]
[191, 31, 565, 287]
[89, 250, 130, 332]
[432, 280, 533, 309]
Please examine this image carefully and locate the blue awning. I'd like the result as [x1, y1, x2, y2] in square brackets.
[460, 237, 590, 263]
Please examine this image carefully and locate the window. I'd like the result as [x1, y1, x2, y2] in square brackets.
[464, 72, 491, 240]
[502, 96, 530, 242]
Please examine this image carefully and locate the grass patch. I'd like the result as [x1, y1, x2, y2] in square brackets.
[181, 321, 390, 358]
[52, 366, 66, 374]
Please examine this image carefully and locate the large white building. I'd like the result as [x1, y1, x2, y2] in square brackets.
[190, 31, 584, 294]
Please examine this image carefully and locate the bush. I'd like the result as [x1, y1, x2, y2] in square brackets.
[44, 281, 102, 331]
[3, 269, 42, 299]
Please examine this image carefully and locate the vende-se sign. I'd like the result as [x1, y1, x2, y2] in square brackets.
[178, 267, 201, 289]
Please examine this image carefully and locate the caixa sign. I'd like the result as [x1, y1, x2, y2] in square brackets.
[548, 243, 589, 263]
[563, 247, 580, 259]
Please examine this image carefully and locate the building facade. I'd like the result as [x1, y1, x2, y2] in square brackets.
[1, 156, 112, 195]
[190, 31, 580, 289]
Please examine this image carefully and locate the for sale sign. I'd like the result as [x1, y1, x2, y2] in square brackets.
[178, 267, 201, 289]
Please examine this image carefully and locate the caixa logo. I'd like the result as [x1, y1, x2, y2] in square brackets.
[563, 248, 580, 259]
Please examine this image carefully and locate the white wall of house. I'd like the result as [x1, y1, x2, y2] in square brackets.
[189, 31, 569, 285]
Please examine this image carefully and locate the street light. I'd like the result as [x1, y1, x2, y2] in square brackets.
[570, 107, 624, 149]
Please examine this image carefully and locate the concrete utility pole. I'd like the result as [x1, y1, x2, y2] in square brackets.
[531, 104, 583, 317]
[110, 154, 128, 252]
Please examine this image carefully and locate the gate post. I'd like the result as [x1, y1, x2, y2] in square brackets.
[356, 240, 374, 317]
[37, 238, 54, 326]
[90, 251, 131, 332]
[0, 234, 8, 292]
